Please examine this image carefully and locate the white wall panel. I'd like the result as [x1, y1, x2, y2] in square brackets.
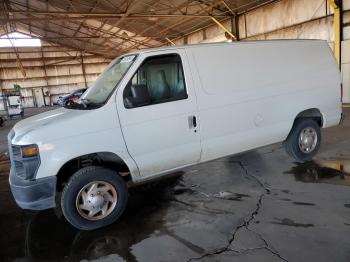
[342, 40, 350, 103]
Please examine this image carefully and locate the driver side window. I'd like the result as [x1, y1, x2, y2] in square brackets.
[123, 54, 187, 108]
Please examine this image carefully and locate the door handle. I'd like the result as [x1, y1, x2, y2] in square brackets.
[192, 116, 197, 128]
[188, 115, 197, 129]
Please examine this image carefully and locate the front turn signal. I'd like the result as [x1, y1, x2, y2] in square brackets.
[21, 145, 39, 158]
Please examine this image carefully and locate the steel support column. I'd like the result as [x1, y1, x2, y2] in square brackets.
[329, 0, 341, 65]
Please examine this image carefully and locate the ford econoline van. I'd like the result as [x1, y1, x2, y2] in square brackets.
[8, 40, 342, 230]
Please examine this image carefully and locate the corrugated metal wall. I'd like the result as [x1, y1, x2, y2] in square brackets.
[173, 0, 350, 102]
[0, 44, 110, 111]
[174, 0, 350, 44]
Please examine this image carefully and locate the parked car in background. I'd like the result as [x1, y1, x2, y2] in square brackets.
[57, 88, 87, 107]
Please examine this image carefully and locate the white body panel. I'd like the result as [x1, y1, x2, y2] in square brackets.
[186, 40, 341, 161]
[116, 50, 201, 178]
[12, 103, 140, 180]
[9, 40, 342, 182]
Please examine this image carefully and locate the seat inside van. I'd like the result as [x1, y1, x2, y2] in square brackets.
[123, 54, 188, 107]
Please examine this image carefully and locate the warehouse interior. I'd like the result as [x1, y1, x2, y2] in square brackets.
[0, 0, 350, 261]
[1, 0, 350, 109]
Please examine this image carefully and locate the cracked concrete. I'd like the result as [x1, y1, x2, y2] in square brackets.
[185, 194, 266, 262]
[236, 160, 271, 193]
[185, 159, 277, 262]
[0, 107, 350, 262]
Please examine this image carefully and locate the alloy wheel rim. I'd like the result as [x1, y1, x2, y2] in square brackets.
[76, 181, 118, 221]
[298, 127, 318, 154]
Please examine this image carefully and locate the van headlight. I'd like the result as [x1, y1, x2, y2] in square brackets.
[10, 144, 40, 180]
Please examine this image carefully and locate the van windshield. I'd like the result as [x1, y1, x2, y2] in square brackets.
[79, 55, 136, 107]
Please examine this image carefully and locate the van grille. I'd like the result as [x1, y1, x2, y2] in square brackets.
[8, 130, 40, 180]
[14, 160, 25, 179]
[8, 130, 25, 179]
[7, 129, 15, 166]
[10, 144, 26, 179]
[12, 145, 21, 158]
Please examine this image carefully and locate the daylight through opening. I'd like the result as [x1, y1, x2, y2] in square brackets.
[0, 32, 41, 47]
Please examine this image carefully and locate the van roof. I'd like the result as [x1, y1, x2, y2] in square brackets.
[126, 39, 327, 57]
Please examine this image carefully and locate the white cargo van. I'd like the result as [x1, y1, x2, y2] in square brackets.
[8, 40, 342, 230]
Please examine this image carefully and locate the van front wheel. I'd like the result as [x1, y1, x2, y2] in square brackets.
[284, 118, 321, 162]
[61, 166, 128, 230]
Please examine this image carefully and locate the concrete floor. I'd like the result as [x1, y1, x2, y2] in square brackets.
[0, 107, 349, 262]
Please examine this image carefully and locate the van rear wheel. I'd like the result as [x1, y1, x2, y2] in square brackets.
[284, 118, 321, 162]
[61, 166, 128, 230]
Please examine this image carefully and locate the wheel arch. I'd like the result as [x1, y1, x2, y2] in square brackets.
[295, 108, 324, 127]
[284, 108, 324, 141]
[56, 151, 134, 192]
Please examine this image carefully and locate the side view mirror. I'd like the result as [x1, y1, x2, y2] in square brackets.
[124, 85, 151, 108]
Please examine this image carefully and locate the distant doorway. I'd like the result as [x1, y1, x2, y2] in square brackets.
[33, 88, 45, 107]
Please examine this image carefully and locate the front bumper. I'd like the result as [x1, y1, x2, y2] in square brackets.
[9, 168, 56, 210]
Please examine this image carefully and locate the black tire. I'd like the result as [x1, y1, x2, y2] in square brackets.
[61, 166, 128, 231]
[284, 118, 321, 162]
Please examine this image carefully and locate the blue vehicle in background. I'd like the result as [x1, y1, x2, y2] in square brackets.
[57, 88, 87, 107]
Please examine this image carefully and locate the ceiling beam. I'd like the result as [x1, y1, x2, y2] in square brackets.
[71, 0, 102, 38]
[105, 0, 199, 53]
[0, 49, 96, 54]
[2, 36, 149, 40]
[1, 13, 230, 23]
[9, 1, 158, 48]
[17, 21, 154, 49]
[7, 10, 230, 17]
[18, 23, 114, 52]
[91, 0, 185, 54]
[122, 0, 225, 53]
[0, 54, 102, 60]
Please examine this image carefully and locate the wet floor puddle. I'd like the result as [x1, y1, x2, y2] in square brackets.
[1, 175, 186, 261]
[272, 218, 314, 228]
[285, 159, 350, 186]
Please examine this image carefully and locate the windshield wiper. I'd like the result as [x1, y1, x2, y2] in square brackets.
[64, 98, 103, 110]
[64, 101, 84, 109]
[80, 98, 89, 108]
[80, 98, 104, 109]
